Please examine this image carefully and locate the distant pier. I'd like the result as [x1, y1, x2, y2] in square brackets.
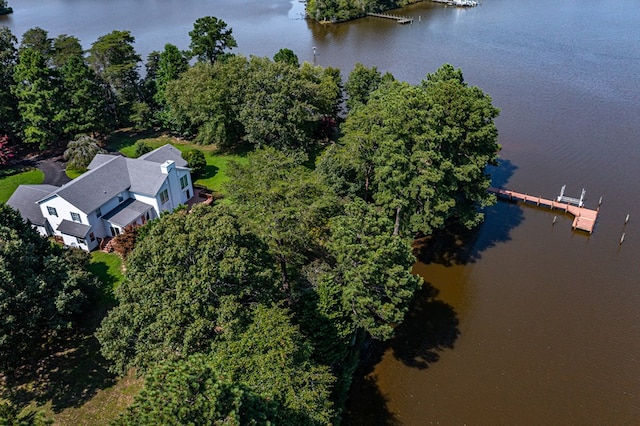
[489, 186, 599, 233]
[367, 13, 413, 24]
[431, 0, 478, 7]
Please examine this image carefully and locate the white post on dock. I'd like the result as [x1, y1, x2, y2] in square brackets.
[625, 214, 630, 224]
[558, 184, 566, 202]
[620, 233, 625, 244]
[579, 188, 586, 207]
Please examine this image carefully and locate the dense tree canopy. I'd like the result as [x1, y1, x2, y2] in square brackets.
[325, 199, 422, 339]
[117, 303, 335, 425]
[225, 147, 338, 299]
[0, 27, 18, 139]
[320, 64, 500, 236]
[165, 58, 246, 145]
[12, 48, 60, 148]
[87, 30, 141, 125]
[188, 16, 237, 64]
[96, 205, 280, 374]
[0, 204, 99, 371]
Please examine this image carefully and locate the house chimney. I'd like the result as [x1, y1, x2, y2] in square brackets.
[161, 160, 175, 174]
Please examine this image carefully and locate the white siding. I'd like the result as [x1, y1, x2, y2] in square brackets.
[176, 168, 194, 204]
[39, 195, 89, 234]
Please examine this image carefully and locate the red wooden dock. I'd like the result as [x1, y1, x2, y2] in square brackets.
[488, 187, 598, 233]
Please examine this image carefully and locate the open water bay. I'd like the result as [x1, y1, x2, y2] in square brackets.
[3, 0, 640, 423]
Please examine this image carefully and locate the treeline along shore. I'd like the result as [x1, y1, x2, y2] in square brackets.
[0, 13, 500, 424]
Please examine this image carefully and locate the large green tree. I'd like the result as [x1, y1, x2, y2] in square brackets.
[96, 205, 279, 374]
[153, 43, 189, 107]
[225, 147, 338, 299]
[51, 34, 83, 69]
[19, 27, 52, 62]
[114, 355, 283, 425]
[87, 30, 141, 125]
[419, 64, 501, 229]
[58, 55, 108, 137]
[165, 57, 247, 145]
[206, 303, 336, 425]
[322, 64, 500, 236]
[117, 304, 335, 425]
[0, 27, 19, 140]
[189, 16, 237, 64]
[12, 48, 61, 148]
[325, 199, 422, 340]
[239, 57, 319, 150]
[0, 204, 99, 370]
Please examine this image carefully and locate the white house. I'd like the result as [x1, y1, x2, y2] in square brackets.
[7, 144, 194, 251]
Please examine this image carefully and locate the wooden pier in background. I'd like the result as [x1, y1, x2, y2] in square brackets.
[367, 13, 413, 24]
[488, 187, 599, 233]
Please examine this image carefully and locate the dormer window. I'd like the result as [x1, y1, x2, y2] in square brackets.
[96, 207, 102, 218]
[118, 193, 124, 203]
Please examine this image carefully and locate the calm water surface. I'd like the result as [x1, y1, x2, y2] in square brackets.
[3, 0, 640, 423]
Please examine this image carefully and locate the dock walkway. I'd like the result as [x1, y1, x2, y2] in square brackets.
[489, 187, 598, 233]
[367, 13, 413, 24]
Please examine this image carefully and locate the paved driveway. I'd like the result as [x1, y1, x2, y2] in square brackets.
[38, 156, 71, 186]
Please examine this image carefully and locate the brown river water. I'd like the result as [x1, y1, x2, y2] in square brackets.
[3, 0, 640, 423]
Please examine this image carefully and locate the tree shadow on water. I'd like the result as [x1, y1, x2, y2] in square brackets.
[390, 283, 459, 369]
[414, 158, 524, 266]
[343, 374, 401, 426]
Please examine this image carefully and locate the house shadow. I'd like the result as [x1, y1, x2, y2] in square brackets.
[414, 158, 523, 266]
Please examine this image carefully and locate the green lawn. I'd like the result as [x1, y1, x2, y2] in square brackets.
[106, 131, 247, 193]
[0, 168, 44, 203]
[88, 251, 124, 305]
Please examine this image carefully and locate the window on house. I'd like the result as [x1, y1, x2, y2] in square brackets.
[180, 175, 188, 189]
[71, 212, 82, 223]
[76, 237, 86, 245]
[160, 189, 169, 204]
[89, 232, 95, 242]
[118, 193, 124, 203]
[96, 207, 102, 218]
[47, 206, 58, 217]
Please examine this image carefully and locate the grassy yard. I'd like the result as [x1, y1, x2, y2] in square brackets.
[88, 251, 124, 305]
[106, 130, 248, 194]
[0, 167, 44, 203]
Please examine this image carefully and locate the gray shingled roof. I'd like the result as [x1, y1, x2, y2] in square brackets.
[138, 144, 188, 167]
[125, 158, 170, 196]
[46, 156, 131, 214]
[57, 219, 91, 238]
[88, 153, 120, 170]
[102, 198, 153, 227]
[30, 145, 186, 214]
[7, 185, 60, 225]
